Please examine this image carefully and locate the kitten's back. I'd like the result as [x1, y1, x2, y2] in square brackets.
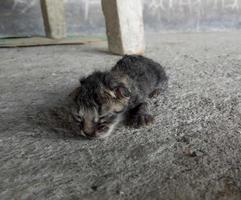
[112, 55, 168, 96]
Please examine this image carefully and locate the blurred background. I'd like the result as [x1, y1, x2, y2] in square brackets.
[1, 0, 241, 38]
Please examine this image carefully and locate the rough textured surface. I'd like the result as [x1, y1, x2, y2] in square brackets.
[1, 32, 241, 200]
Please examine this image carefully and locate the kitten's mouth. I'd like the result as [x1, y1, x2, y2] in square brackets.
[82, 124, 110, 139]
[96, 124, 109, 132]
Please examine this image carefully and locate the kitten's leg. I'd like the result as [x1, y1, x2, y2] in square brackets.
[149, 77, 168, 98]
[148, 88, 161, 98]
[125, 102, 154, 128]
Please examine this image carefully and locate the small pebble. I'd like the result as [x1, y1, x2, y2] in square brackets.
[91, 185, 98, 191]
[183, 147, 197, 157]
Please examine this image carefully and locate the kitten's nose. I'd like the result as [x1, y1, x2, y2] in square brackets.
[82, 118, 96, 138]
[83, 129, 96, 138]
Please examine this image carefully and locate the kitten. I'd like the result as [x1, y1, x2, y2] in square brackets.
[70, 55, 168, 139]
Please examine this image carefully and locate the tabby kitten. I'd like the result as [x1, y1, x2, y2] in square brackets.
[70, 55, 168, 139]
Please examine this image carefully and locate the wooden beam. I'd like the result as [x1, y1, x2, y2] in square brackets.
[40, 0, 66, 39]
[0, 37, 105, 48]
[102, 0, 145, 55]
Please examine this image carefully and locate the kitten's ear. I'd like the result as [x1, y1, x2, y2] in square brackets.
[114, 86, 131, 99]
[103, 73, 130, 99]
[79, 77, 85, 85]
[102, 86, 130, 100]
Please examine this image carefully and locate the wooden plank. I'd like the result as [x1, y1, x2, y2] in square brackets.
[102, 0, 145, 55]
[0, 37, 105, 48]
[40, 0, 66, 39]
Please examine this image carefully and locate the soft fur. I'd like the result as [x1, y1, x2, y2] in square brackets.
[70, 55, 168, 139]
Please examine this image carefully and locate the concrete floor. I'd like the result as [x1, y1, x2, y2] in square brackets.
[1, 32, 241, 200]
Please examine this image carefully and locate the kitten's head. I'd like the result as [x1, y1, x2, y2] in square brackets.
[70, 71, 130, 139]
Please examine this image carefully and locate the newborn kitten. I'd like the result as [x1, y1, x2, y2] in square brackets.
[70, 55, 168, 139]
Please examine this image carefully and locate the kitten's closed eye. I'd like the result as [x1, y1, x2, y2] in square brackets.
[113, 107, 126, 114]
[99, 113, 116, 123]
[73, 114, 82, 122]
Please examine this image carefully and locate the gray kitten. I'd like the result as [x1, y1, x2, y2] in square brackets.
[70, 55, 168, 139]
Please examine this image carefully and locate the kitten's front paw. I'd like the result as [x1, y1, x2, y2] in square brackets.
[129, 113, 154, 128]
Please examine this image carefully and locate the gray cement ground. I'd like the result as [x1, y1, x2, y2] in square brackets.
[1, 32, 241, 200]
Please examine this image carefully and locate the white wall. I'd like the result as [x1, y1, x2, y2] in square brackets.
[0, 0, 241, 38]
